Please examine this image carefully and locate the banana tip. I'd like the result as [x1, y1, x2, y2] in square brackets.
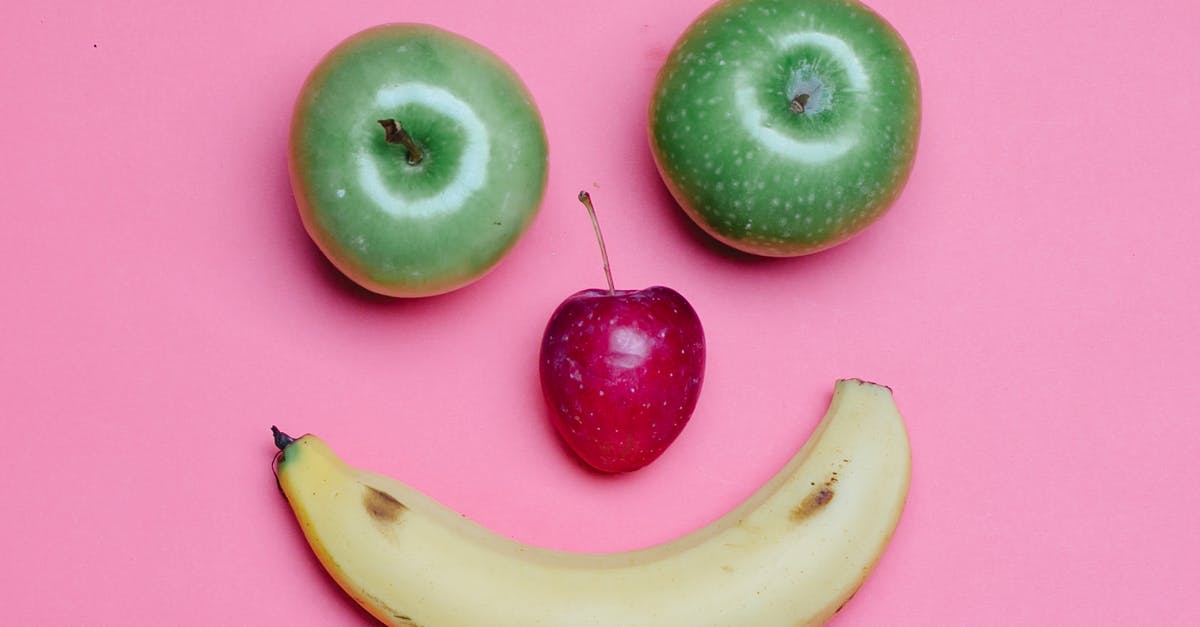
[271, 426, 296, 451]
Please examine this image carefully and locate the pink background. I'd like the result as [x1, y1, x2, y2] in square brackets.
[2, 0, 1198, 624]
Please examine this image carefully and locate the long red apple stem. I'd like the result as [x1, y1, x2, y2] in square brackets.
[377, 119, 423, 165]
[577, 191, 615, 294]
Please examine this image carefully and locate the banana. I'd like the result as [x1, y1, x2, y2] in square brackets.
[272, 378, 911, 626]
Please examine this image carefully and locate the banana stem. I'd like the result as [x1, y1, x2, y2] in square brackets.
[272, 426, 295, 451]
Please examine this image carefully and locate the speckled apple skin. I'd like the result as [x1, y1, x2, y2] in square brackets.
[290, 24, 548, 297]
[539, 287, 706, 473]
[649, 0, 921, 256]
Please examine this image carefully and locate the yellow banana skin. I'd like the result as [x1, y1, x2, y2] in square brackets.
[273, 379, 911, 626]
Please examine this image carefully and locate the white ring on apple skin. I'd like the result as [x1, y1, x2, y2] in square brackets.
[355, 82, 490, 219]
[776, 32, 869, 89]
[733, 32, 867, 164]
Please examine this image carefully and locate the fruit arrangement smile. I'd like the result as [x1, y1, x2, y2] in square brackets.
[275, 0, 921, 623]
[273, 379, 911, 627]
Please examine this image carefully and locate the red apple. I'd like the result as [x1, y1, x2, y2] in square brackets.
[539, 192, 705, 472]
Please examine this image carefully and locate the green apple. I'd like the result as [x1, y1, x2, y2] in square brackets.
[649, 0, 920, 257]
[289, 24, 548, 297]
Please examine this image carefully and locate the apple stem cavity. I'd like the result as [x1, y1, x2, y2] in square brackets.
[577, 191, 615, 294]
[377, 118, 423, 165]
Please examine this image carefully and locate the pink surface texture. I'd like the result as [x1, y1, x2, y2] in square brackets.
[2, 0, 1199, 624]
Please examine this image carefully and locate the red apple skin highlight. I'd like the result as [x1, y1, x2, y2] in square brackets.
[540, 286, 705, 473]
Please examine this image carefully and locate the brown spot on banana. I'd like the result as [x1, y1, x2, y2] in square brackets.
[363, 486, 407, 523]
[790, 483, 836, 522]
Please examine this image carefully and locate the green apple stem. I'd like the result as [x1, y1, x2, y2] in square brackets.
[577, 191, 615, 294]
[377, 119, 423, 165]
[789, 93, 810, 115]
